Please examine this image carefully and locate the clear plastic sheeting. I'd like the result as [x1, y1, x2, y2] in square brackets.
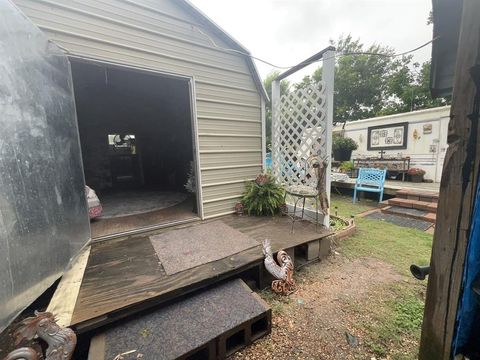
[0, 1, 90, 332]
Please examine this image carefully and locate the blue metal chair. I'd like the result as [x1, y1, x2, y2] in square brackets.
[353, 168, 387, 203]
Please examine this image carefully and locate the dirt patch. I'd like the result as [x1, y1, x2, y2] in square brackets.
[232, 255, 404, 360]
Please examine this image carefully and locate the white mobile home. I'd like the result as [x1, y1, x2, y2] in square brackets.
[334, 106, 450, 182]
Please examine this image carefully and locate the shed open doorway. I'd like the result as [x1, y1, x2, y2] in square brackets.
[70, 59, 200, 239]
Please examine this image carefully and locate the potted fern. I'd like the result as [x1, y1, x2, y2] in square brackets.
[241, 173, 285, 215]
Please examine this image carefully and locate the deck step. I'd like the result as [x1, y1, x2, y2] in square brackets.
[388, 198, 438, 212]
[88, 279, 271, 360]
[378, 200, 390, 209]
[395, 189, 439, 203]
[382, 205, 436, 223]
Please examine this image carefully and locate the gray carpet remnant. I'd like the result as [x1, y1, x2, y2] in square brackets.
[365, 211, 432, 231]
[101, 279, 268, 360]
[150, 220, 260, 275]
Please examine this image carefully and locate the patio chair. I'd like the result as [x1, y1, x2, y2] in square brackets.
[284, 154, 328, 232]
[353, 168, 387, 203]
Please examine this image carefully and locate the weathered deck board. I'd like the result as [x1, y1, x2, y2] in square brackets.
[222, 215, 330, 251]
[69, 215, 331, 332]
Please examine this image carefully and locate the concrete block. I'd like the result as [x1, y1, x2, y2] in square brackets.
[306, 240, 320, 261]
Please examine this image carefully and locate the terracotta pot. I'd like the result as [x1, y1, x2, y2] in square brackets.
[234, 202, 244, 215]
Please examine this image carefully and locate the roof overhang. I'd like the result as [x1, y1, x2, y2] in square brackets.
[177, 0, 269, 101]
[430, 0, 463, 98]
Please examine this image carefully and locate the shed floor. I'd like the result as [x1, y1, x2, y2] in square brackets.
[57, 215, 332, 333]
[97, 190, 188, 219]
[90, 195, 197, 239]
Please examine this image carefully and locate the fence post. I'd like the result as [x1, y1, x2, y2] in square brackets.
[322, 49, 335, 227]
[271, 79, 281, 180]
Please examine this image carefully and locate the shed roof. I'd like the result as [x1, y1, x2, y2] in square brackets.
[430, 0, 463, 98]
[177, 0, 268, 101]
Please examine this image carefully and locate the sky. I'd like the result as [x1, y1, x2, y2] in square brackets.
[189, 0, 434, 83]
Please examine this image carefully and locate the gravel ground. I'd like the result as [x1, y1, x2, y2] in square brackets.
[232, 254, 405, 360]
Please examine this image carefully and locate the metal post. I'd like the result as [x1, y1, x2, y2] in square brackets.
[322, 49, 335, 227]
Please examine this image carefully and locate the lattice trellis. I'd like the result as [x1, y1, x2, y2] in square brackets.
[272, 82, 328, 187]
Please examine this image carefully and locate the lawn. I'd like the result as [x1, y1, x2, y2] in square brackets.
[332, 194, 433, 359]
[234, 194, 434, 360]
[331, 194, 433, 275]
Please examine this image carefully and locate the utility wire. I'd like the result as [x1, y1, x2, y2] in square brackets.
[194, 25, 439, 70]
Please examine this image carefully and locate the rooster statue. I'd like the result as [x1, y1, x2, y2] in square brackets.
[262, 239, 296, 295]
[3, 311, 76, 360]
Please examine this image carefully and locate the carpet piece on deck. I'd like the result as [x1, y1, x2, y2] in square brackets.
[90, 279, 271, 360]
[365, 211, 432, 231]
[150, 220, 260, 275]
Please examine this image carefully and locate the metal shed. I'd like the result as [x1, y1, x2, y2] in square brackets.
[0, 0, 268, 333]
[13, 0, 267, 227]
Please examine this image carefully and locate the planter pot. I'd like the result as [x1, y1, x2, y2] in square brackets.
[234, 202, 244, 215]
[410, 174, 424, 183]
[333, 148, 353, 162]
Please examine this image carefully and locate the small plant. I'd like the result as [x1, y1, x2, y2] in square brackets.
[241, 173, 285, 215]
[339, 161, 354, 172]
[407, 168, 426, 176]
[184, 161, 196, 193]
[329, 217, 345, 231]
[332, 134, 358, 153]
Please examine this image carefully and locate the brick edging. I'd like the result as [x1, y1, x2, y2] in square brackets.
[328, 215, 356, 242]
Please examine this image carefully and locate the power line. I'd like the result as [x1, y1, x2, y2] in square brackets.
[194, 25, 439, 70]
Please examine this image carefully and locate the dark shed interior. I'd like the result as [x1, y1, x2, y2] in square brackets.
[70, 59, 198, 236]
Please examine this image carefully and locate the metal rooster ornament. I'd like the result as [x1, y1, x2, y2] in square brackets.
[3, 311, 76, 360]
[262, 239, 296, 295]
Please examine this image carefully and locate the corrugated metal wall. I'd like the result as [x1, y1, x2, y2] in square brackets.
[14, 0, 263, 219]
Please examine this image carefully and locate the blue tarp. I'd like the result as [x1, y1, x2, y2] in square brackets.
[453, 178, 480, 356]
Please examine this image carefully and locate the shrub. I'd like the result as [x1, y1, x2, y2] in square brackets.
[332, 134, 358, 152]
[241, 173, 285, 215]
[339, 161, 354, 172]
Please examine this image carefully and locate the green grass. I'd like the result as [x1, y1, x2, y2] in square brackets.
[330, 193, 377, 218]
[331, 195, 433, 358]
[342, 217, 433, 275]
[358, 284, 425, 359]
[331, 194, 433, 275]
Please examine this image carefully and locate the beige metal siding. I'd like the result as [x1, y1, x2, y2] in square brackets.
[15, 0, 262, 218]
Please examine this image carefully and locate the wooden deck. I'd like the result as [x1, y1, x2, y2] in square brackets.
[52, 215, 332, 333]
[332, 179, 440, 196]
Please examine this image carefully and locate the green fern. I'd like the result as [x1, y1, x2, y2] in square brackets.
[241, 173, 285, 215]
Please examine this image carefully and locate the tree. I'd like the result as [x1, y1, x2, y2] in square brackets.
[263, 71, 290, 149]
[381, 61, 448, 115]
[293, 35, 449, 123]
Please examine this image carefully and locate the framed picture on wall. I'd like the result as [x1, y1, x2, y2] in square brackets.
[367, 122, 408, 150]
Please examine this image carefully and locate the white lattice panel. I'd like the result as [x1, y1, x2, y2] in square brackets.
[272, 82, 328, 186]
